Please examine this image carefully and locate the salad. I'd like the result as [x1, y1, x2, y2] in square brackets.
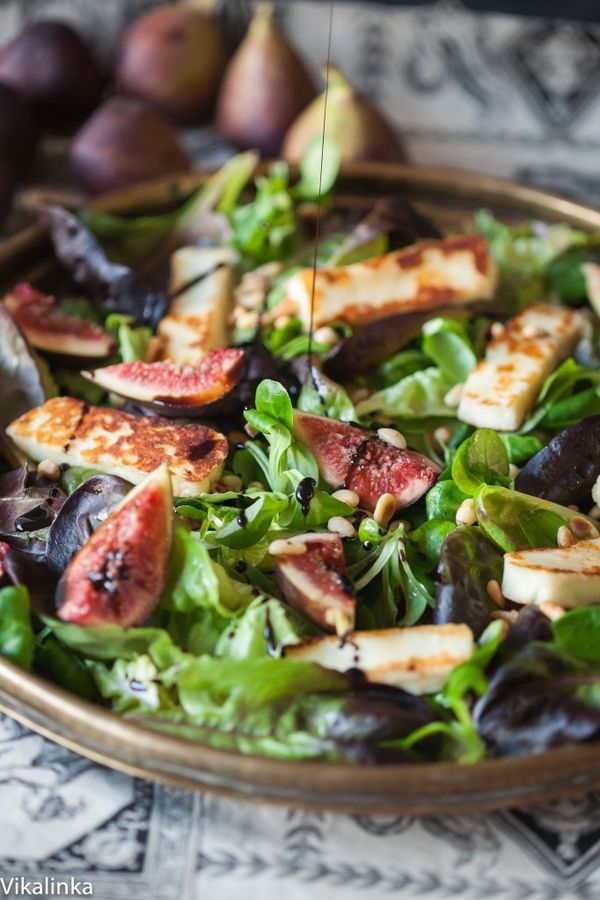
[3, 146, 600, 766]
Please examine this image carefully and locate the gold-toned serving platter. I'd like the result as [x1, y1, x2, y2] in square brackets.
[2, 162, 600, 814]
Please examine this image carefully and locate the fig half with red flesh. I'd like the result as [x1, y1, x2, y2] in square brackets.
[4, 284, 114, 359]
[293, 411, 440, 511]
[274, 532, 355, 635]
[83, 348, 245, 416]
[57, 465, 173, 627]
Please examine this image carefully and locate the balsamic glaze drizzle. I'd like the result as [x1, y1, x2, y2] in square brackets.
[295, 477, 316, 517]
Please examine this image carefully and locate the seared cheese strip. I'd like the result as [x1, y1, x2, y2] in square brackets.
[283, 234, 496, 329]
[158, 247, 237, 365]
[6, 397, 228, 498]
[458, 305, 584, 432]
[503, 538, 600, 607]
[285, 624, 474, 695]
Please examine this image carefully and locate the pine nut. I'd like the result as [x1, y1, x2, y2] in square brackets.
[432, 426, 452, 449]
[328, 516, 357, 539]
[568, 504, 580, 512]
[313, 326, 338, 346]
[332, 489, 360, 507]
[589, 504, 600, 519]
[221, 474, 242, 492]
[377, 427, 407, 450]
[236, 310, 259, 330]
[373, 493, 397, 527]
[444, 383, 464, 408]
[324, 607, 354, 635]
[557, 525, 575, 548]
[490, 322, 505, 338]
[456, 498, 476, 526]
[571, 516, 600, 539]
[490, 611, 517, 626]
[269, 539, 307, 557]
[509, 464, 520, 479]
[228, 430, 248, 445]
[244, 423, 259, 438]
[248, 481, 265, 491]
[273, 314, 291, 330]
[539, 601, 566, 622]
[486, 579, 505, 608]
[37, 459, 60, 481]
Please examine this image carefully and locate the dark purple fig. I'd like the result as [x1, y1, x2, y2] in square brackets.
[116, 4, 227, 124]
[283, 67, 405, 165]
[70, 96, 191, 195]
[515, 415, 600, 506]
[216, 4, 315, 156]
[83, 348, 245, 416]
[46, 474, 132, 574]
[4, 283, 115, 359]
[274, 532, 355, 635]
[0, 21, 102, 131]
[293, 411, 440, 511]
[57, 465, 172, 627]
[0, 83, 38, 178]
[434, 527, 502, 639]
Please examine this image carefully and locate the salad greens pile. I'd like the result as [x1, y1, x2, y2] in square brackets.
[4, 148, 600, 767]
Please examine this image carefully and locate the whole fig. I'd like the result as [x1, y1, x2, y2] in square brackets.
[70, 96, 191, 195]
[283, 67, 405, 165]
[216, 4, 315, 156]
[0, 20, 102, 131]
[116, 4, 227, 123]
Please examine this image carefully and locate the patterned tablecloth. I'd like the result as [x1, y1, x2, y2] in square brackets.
[2, 712, 600, 900]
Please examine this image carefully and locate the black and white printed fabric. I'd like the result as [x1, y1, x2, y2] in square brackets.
[2, 712, 600, 900]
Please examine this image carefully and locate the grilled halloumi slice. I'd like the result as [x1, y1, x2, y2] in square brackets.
[458, 304, 584, 432]
[6, 397, 228, 498]
[503, 538, 600, 607]
[282, 234, 496, 330]
[158, 247, 237, 365]
[285, 624, 474, 695]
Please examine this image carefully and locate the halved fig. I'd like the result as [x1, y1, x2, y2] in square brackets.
[4, 284, 114, 359]
[56, 465, 173, 627]
[273, 532, 355, 635]
[293, 411, 440, 511]
[83, 348, 245, 416]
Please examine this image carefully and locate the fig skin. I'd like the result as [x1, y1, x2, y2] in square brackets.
[0, 20, 102, 132]
[57, 465, 173, 628]
[70, 96, 191, 195]
[0, 84, 38, 179]
[283, 67, 405, 165]
[116, 4, 227, 124]
[216, 4, 315, 156]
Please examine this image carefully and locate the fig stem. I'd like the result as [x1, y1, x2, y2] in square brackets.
[320, 65, 350, 92]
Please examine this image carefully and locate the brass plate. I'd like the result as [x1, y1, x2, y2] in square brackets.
[1, 162, 600, 814]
